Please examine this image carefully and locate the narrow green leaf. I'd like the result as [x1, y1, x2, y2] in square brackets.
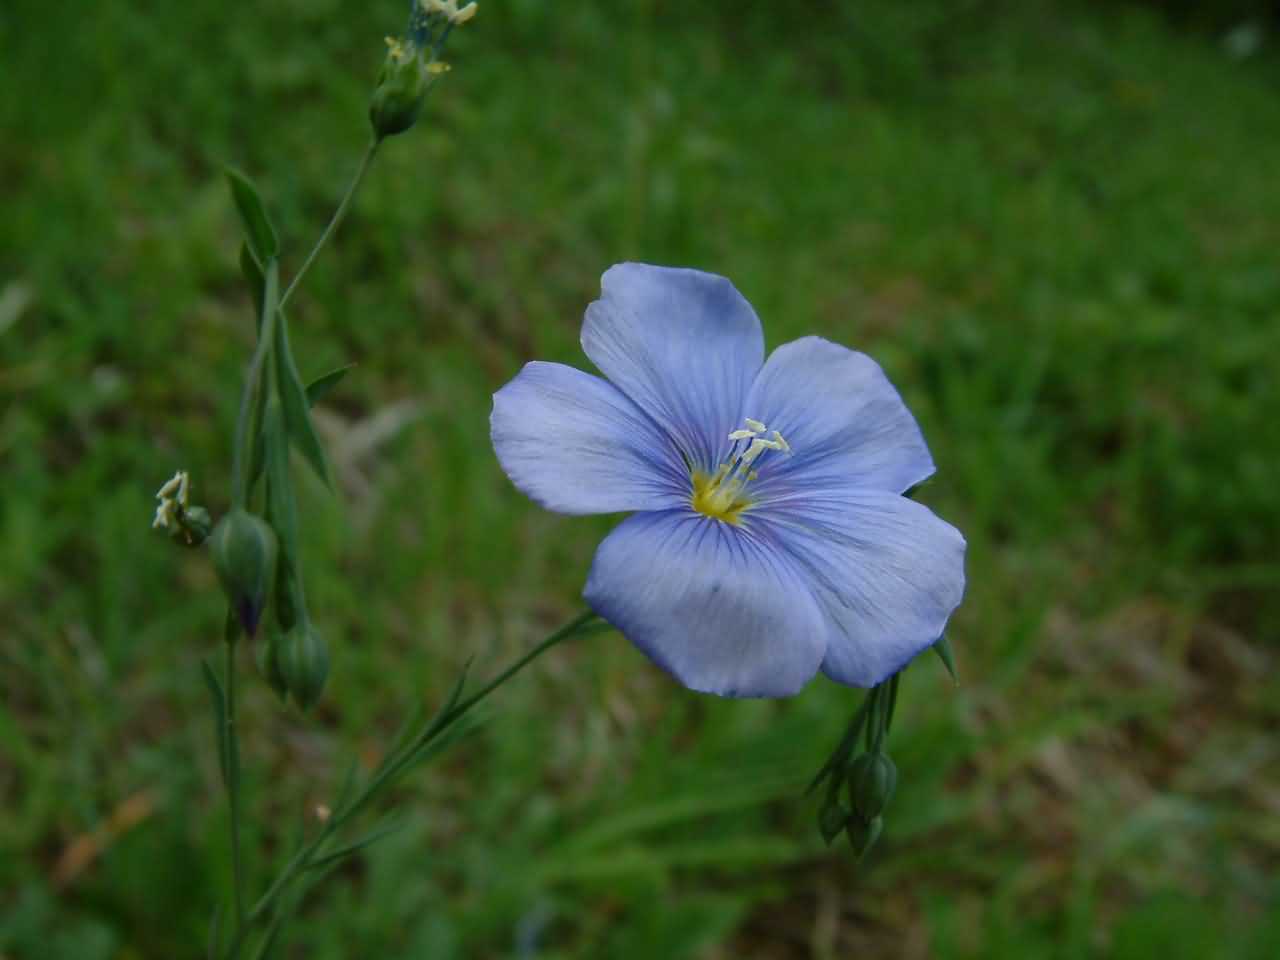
[305, 820, 405, 873]
[305, 364, 356, 408]
[435, 657, 473, 725]
[933, 634, 959, 684]
[201, 660, 229, 788]
[239, 243, 265, 323]
[273, 311, 331, 488]
[225, 167, 279, 263]
[335, 662, 480, 828]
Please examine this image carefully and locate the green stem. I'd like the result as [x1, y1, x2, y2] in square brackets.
[224, 638, 247, 950]
[279, 139, 380, 310]
[805, 690, 874, 796]
[230, 259, 279, 508]
[444, 610, 598, 723]
[225, 609, 599, 955]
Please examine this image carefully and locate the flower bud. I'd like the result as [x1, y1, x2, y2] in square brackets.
[847, 752, 897, 822]
[208, 508, 277, 637]
[817, 799, 849, 846]
[279, 622, 329, 711]
[369, 38, 429, 139]
[845, 814, 883, 862]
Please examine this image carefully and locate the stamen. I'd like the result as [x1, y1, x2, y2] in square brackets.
[691, 419, 792, 523]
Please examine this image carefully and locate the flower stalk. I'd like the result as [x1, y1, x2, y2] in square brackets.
[223, 609, 600, 956]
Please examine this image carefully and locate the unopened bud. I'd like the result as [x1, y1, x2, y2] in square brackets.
[846, 814, 883, 862]
[847, 752, 897, 821]
[817, 800, 848, 846]
[209, 508, 277, 637]
[280, 622, 329, 710]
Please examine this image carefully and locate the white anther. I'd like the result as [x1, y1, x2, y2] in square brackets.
[422, 0, 478, 24]
[744, 418, 767, 433]
[156, 471, 185, 501]
[728, 429, 757, 441]
[153, 499, 178, 531]
[153, 470, 190, 531]
[739, 437, 774, 468]
[771, 430, 790, 453]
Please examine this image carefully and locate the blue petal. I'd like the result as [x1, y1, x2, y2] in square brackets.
[581, 263, 764, 472]
[583, 510, 828, 698]
[745, 337, 935, 496]
[491, 361, 690, 515]
[753, 488, 966, 687]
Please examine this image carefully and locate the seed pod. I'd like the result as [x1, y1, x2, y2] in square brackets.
[280, 622, 329, 711]
[179, 505, 213, 546]
[369, 41, 429, 139]
[847, 751, 898, 822]
[208, 508, 277, 637]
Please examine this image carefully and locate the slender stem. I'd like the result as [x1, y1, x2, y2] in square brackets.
[344, 610, 601, 826]
[224, 639, 247, 947]
[280, 139, 380, 310]
[444, 610, 598, 723]
[230, 260, 279, 507]
[885, 671, 901, 735]
[806, 689, 875, 796]
[226, 609, 600, 954]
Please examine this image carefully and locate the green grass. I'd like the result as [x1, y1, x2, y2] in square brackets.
[2, 0, 1279, 956]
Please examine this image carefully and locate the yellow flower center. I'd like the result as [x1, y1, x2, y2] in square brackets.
[690, 419, 790, 524]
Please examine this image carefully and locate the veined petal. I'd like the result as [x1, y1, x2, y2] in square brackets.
[746, 337, 935, 496]
[491, 361, 689, 515]
[582, 263, 764, 472]
[754, 488, 965, 687]
[584, 510, 828, 698]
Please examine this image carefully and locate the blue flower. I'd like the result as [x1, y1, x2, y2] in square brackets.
[491, 263, 966, 698]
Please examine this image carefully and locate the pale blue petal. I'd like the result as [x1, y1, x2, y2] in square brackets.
[584, 510, 828, 698]
[752, 488, 965, 687]
[491, 361, 689, 515]
[581, 263, 764, 472]
[745, 337, 935, 496]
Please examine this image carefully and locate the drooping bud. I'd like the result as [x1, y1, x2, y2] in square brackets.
[846, 814, 883, 863]
[369, 36, 430, 139]
[847, 751, 898, 822]
[208, 508, 277, 637]
[279, 622, 329, 710]
[817, 799, 849, 846]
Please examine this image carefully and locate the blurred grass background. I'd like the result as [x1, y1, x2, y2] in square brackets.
[3, 0, 1280, 956]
